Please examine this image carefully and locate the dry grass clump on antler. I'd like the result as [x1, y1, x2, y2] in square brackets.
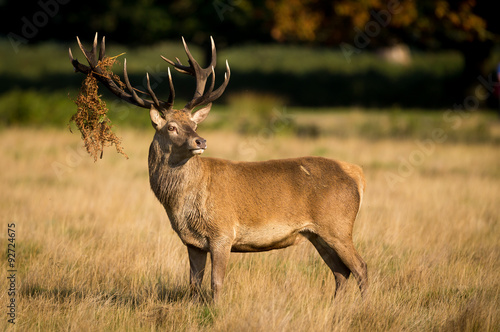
[70, 55, 128, 161]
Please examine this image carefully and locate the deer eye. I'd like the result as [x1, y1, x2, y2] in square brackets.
[167, 125, 176, 132]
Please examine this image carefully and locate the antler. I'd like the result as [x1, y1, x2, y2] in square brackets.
[69, 33, 175, 112]
[161, 36, 231, 112]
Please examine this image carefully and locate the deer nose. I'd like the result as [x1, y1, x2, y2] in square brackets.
[195, 137, 207, 149]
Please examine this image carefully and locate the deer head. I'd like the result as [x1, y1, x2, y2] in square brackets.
[69, 33, 230, 164]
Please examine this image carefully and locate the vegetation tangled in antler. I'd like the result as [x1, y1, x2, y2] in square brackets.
[70, 55, 127, 161]
[69, 33, 179, 161]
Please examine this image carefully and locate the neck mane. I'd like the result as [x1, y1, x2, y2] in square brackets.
[148, 138, 205, 210]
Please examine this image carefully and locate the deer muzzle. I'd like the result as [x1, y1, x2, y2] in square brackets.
[190, 137, 207, 155]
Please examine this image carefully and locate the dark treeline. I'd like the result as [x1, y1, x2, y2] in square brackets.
[2, 0, 499, 109]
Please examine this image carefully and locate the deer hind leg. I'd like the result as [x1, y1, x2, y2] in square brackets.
[187, 246, 208, 298]
[318, 231, 368, 297]
[304, 232, 351, 296]
[305, 231, 368, 297]
[340, 244, 368, 297]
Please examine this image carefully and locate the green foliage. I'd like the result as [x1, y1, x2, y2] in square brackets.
[224, 43, 463, 75]
[0, 89, 73, 127]
[289, 109, 499, 143]
[223, 44, 466, 107]
[225, 91, 293, 135]
[2, 0, 497, 105]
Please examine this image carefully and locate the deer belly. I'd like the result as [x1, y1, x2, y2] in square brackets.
[231, 224, 305, 252]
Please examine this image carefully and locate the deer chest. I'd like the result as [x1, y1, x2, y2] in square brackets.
[166, 211, 210, 250]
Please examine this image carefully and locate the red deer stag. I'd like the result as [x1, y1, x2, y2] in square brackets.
[69, 34, 368, 302]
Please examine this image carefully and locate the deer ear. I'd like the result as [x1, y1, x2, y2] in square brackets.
[150, 105, 166, 130]
[191, 103, 212, 124]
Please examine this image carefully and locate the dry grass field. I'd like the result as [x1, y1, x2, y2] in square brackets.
[1, 112, 499, 331]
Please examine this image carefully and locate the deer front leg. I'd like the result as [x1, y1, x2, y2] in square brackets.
[210, 241, 232, 303]
[187, 246, 207, 298]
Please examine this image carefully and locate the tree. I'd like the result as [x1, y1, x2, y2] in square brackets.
[1, 0, 272, 67]
[265, 0, 500, 99]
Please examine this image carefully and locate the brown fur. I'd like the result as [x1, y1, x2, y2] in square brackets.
[148, 111, 368, 302]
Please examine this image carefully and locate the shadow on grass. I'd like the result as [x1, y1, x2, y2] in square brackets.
[19, 281, 209, 307]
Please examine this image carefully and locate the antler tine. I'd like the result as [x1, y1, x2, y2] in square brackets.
[123, 59, 150, 108]
[208, 66, 216, 95]
[204, 60, 231, 104]
[166, 68, 175, 110]
[76, 36, 93, 67]
[99, 36, 106, 61]
[92, 32, 98, 64]
[181, 37, 198, 69]
[209, 36, 217, 69]
[146, 73, 161, 109]
[68, 47, 74, 63]
[161, 55, 192, 75]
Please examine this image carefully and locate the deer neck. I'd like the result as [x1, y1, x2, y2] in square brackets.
[148, 137, 207, 213]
